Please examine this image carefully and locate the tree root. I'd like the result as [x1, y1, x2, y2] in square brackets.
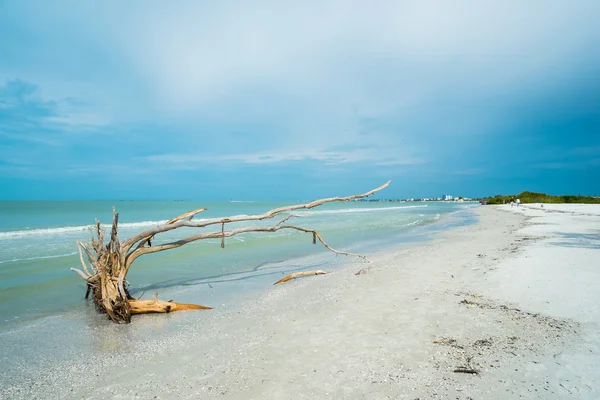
[129, 294, 212, 314]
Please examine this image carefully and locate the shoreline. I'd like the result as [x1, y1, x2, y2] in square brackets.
[0, 204, 471, 332]
[0, 201, 464, 330]
[3, 205, 599, 399]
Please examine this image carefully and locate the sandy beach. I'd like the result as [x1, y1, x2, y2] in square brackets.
[3, 2, 599, 398]
[4, 204, 599, 399]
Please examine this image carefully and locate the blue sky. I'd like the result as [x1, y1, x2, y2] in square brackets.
[0, 1, 599, 200]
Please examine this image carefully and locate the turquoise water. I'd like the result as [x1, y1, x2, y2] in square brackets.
[0, 200, 475, 330]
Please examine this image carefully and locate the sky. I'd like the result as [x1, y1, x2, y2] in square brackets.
[0, 1, 599, 200]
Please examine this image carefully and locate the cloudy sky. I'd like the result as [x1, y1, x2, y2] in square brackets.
[1, 1, 599, 200]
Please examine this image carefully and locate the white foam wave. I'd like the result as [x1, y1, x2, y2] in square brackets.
[0, 205, 430, 240]
[402, 219, 423, 227]
[0, 251, 79, 265]
[294, 205, 428, 216]
[0, 220, 169, 240]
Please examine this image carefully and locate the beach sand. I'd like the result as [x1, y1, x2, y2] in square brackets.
[4, 205, 599, 399]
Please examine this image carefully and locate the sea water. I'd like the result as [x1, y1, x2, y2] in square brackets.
[0, 200, 476, 329]
[0, 200, 477, 390]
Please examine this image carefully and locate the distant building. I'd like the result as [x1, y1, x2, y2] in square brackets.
[442, 194, 453, 201]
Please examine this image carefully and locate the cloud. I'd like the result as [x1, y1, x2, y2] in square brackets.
[0, 80, 55, 119]
[1, 1, 599, 198]
[142, 147, 427, 169]
[534, 157, 600, 170]
[105, 0, 599, 134]
[0, 79, 112, 142]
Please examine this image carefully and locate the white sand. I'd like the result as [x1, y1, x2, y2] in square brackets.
[3, 205, 599, 399]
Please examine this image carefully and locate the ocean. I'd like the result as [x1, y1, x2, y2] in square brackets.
[0, 200, 477, 388]
[0, 200, 476, 330]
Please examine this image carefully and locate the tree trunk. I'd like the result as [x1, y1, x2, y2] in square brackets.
[71, 181, 390, 323]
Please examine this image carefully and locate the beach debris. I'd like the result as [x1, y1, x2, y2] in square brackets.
[473, 339, 493, 347]
[459, 299, 478, 307]
[454, 355, 479, 375]
[70, 181, 391, 323]
[458, 298, 492, 309]
[355, 265, 374, 275]
[453, 368, 479, 375]
[129, 293, 212, 314]
[433, 338, 457, 345]
[273, 270, 327, 285]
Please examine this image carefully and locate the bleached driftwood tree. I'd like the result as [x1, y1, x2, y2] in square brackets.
[71, 181, 390, 323]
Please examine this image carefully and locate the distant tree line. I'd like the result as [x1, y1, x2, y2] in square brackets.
[485, 191, 600, 205]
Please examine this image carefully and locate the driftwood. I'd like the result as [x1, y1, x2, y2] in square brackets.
[129, 293, 212, 314]
[273, 270, 328, 285]
[454, 355, 479, 375]
[70, 181, 390, 323]
[453, 368, 479, 375]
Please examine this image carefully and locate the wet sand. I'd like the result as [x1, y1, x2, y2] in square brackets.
[3, 205, 599, 399]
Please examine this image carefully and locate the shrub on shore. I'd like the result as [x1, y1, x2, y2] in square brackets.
[485, 191, 600, 205]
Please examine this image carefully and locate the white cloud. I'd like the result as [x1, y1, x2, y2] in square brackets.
[3, 1, 599, 169]
[142, 146, 426, 169]
[111, 1, 599, 110]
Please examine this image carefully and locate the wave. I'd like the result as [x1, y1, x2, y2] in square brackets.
[0, 251, 78, 265]
[0, 205, 431, 240]
[0, 220, 170, 240]
[293, 205, 428, 216]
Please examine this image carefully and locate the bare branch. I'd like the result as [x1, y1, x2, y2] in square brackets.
[167, 207, 207, 224]
[276, 214, 298, 226]
[129, 298, 212, 314]
[130, 207, 207, 260]
[91, 220, 104, 256]
[110, 211, 119, 245]
[70, 268, 91, 281]
[122, 223, 369, 271]
[273, 270, 327, 285]
[121, 181, 390, 253]
[221, 222, 225, 248]
[76, 241, 92, 277]
[78, 241, 98, 272]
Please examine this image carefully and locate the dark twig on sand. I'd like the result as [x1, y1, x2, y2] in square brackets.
[453, 368, 479, 375]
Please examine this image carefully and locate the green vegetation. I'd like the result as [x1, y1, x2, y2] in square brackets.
[485, 191, 600, 205]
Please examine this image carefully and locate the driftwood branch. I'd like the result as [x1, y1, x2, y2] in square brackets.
[125, 224, 369, 265]
[70, 181, 390, 323]
[75, 243, 92, 277]
[273, 270, 328, 285]
[70, 267, 90, 281]
[129, 293, 212, 314]
[121, 181, 390, 253]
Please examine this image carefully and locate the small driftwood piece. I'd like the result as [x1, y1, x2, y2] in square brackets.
[454, 355, 479, 375]
[355, 265, 373, 275]
[453, 368, 479, 375]
[433, 338, 457, 345]
[70, 181, 391, 323]
[273, 270, 328, 285]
